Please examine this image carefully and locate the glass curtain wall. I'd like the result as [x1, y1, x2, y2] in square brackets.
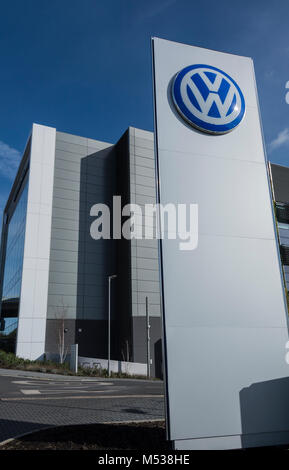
[0, 182, 28, 352]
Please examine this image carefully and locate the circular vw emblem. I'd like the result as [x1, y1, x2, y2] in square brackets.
[172, 64, 245, 134]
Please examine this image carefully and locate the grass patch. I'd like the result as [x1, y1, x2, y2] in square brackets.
[0, 350, 149, 379]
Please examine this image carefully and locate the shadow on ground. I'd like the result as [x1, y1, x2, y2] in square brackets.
[0, 421, 169, 451]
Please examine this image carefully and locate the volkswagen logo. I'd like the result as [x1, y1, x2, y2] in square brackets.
[172, 64, 245, 134]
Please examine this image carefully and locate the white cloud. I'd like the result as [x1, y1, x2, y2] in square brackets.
[0, 140, 21, 180]
[268, 128, 289, 153]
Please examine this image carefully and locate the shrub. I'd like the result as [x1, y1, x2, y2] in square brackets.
[0, 350, 150, 379]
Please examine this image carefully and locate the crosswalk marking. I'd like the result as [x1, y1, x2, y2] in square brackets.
[14, 378, 116, 397]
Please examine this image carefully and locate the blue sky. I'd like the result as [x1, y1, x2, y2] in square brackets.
[1, 0, 289, 213]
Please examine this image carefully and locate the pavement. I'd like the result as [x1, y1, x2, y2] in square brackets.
[0, 368, 164, 444]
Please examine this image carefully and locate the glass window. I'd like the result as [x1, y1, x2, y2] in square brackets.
[1, 181, 28, 318]
[0, 181, 28, 352]
[278, 222, 289, 230]
[276, 202, 289, 225]
[0, 317, 18, 353]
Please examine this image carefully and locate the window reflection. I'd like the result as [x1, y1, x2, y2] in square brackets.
[0, 182, 28, 352]
[0, 318, 18, 353]
[276, 203, 289, 225]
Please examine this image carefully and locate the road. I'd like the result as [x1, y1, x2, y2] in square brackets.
[0, 369, 164, 443]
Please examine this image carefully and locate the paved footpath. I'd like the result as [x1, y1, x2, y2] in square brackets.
[0, 369, 164, 443]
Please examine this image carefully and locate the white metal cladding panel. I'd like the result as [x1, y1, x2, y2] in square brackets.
[152, 37, 289, 448]
[17, 124, 56, 360]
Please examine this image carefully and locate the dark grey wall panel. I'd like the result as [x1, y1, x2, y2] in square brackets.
[46, 132, 116, 331]
[271, 163, 289, 204]
[44, 127, 162, 375]
[45, 319, 76, 358]
[132, 316, 162, 378]
[75, 319, 118, 359]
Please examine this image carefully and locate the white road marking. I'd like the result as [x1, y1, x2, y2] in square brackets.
[15, 381, 115, 397]
[13, 380, 51, 386]
[88, 382, 113, 386]
[37, 388, 120, 395]
[81, 380, 113, 384]
[20, 389, 41, 395]
[12, 381, 31, 385]
[40, 387, 93, 392]
[36, 390, 101, 394]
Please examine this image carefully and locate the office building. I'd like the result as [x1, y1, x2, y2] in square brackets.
[0, 124, 162, 376]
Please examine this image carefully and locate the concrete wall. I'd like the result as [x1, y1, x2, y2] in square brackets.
[79, 356, 147, 376]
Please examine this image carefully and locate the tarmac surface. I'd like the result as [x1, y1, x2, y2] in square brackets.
[0, 368, 164, 443]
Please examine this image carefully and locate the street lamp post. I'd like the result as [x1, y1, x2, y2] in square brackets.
[146, 296, 151, 378]
[108, 274, 117, 377]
